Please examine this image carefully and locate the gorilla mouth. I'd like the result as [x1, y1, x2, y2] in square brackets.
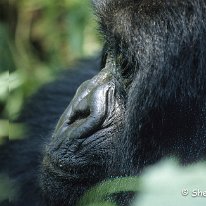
[42, 155, 102, 184]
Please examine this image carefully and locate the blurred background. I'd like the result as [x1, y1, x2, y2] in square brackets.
[0, 0, 101, 143]
[0, 0, 101, 203]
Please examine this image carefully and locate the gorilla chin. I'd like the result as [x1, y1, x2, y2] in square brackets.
[40, 63, 126, 205]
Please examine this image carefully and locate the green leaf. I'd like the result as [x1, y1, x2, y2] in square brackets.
[77, 177, 140, 206]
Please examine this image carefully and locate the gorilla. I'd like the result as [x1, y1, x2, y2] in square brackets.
[1, 0, 206, 205]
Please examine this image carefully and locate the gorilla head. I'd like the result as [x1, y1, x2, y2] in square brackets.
[40, 0, 206, 205]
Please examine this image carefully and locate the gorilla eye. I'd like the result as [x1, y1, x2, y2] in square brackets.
[118, 57, 135, 87]
[120, 60, 133, 78]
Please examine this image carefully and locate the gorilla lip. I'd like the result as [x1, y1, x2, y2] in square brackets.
[42, 155, 101, 182]
[43, 158, 83, 180]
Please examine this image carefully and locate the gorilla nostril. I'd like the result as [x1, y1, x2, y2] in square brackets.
[67, 109, 91, 125]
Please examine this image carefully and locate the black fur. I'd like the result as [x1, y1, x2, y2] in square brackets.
[101, 0, 206, 173]
[1, 0, 206, 205]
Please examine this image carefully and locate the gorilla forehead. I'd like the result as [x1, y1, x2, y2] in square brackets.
[93, 0, 172, 17]
[92, 0, 196, 10]
[92, 0, 137, 9]
[95, 0, 205, 67]
[93, 0, 201, 32]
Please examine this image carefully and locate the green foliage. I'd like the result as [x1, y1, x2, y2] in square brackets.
[0, 1, 100, 202]
[134, 159, 206, 206]
[78, 177, 140, 206]
[0, 0, 101, 141]
[78, 159, 206, 206]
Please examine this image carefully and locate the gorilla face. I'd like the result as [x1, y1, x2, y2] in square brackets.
[40, 59, 129, 205]
[40, 0, 206, 205]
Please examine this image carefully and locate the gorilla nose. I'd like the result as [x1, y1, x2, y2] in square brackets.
[54, 72, 115, 140]
[66, 84, 110, 138]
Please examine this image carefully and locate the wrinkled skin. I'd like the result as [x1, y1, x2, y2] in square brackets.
[40, 61, 127, 205]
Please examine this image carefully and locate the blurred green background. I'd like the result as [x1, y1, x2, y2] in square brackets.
[0, 0, 101, 203]
[0, 0, 101, 142]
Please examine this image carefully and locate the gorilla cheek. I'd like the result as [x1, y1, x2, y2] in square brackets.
[40, 64, 126, 196]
